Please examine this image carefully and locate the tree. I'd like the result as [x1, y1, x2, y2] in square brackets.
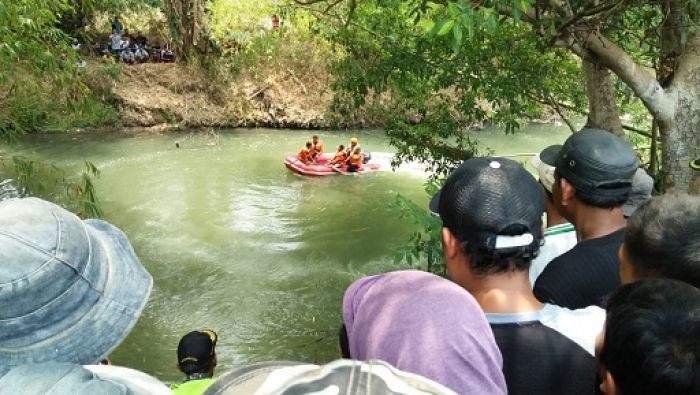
[299, 0, 700, 193]
[300, 0, 587, 177]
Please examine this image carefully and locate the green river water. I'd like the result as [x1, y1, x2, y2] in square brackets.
[5, 125, 571, 382]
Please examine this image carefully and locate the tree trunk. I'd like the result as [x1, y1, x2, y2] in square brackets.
[582, 61, 624, 136]
[657, 2, 698, 194]
[659, 65, 700, 194]
[163, 0, 203, 60]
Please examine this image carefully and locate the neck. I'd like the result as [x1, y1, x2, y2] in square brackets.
[468, 271, 544, 313]
[572, 205, 625, 240]
[545, 204, 568, 228]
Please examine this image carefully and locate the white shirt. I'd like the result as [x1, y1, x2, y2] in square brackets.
[530, 223, 577, 287]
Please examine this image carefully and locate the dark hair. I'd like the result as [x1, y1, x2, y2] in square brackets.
[464, 224, 540, 275]
[312, 135, 319, 139]
[338, 324, 351, 358]
[339, 144, 344, 150]
[181, 359, 213, 375]
[305, 141, 312, 148]
[624, 193, 700, 288]
[600, 279, 700, 395]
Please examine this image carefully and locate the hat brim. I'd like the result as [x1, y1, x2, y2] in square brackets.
[3, 220, 153, 366]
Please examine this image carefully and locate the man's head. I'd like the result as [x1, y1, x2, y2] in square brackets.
[530, 144, 560, 198]
[0, 198, 152, 367]
[338, 144, 344, 151]
[177, 329, 218, 376]
[305, 141, 312, 149]
[598, 279, 700, 395]
[553, 128, 638, 221]
[619, 193, 700, 288]
[350, 137, 358, 146]
[430, 158, 544, 289]
[312, 135, 319, 142]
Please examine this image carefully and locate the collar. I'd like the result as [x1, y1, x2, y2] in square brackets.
[186, 372, 212, 381]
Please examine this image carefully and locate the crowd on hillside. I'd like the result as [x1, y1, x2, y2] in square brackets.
[1, 127, 699, 395]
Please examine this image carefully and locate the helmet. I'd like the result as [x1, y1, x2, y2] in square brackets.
[350, 137, 358, 144]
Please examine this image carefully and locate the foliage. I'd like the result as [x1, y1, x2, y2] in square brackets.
[391, 183, 445, 275]
[0, 1, 121, 138]
[207, 0, 277, 46]
[0, 157, 103, 218]
[308, 0, 585, 176]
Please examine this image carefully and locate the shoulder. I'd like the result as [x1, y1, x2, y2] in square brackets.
[539, 304, 605, 355]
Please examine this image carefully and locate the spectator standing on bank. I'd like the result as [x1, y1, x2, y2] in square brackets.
[533, 128, 639, 309]
[431, 157, 605, 395]
[619, 193, 700, 288]
[528, 144, 577, 285]
[598, 279, 700, 395]
[342, 270, 507, 395]
[0, 197, 153, 369]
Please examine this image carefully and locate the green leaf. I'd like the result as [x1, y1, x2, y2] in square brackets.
[452, 24, 463, 54]
[435, 19, 455, 36]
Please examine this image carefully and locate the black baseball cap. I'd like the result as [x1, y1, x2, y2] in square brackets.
[555, 128, 639, 200]
[429, 157, 544, 255]
[177, 329, 218, 372]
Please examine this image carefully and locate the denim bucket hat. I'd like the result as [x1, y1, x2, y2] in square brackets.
[0, 198, 152, 367]
[0, 363, 173, 395]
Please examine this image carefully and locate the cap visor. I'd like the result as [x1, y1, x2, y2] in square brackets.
[539, 145, 562, 166]
[428, 189, 442, 216]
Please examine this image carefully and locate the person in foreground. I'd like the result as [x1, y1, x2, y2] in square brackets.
[430, 157, 605, 395]
[619, 193, 700, 288]
[0, 197, 153, 368]
[533, 128, 639, 309]
[202, 359, 457, 395]
[0, 197, 170, 393]
[0, 362, 172, 395]
[341, 270, 507, 394]
[598, 279, 700, 395]
[171, 330, 218, 395]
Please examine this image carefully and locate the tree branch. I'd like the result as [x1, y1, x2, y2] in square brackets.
[576, 30, 675, 121]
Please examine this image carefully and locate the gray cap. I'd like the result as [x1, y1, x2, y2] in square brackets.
[203, 359, 457, 395]
[0, 198, 152, 366]
[623, 168, 654, 217]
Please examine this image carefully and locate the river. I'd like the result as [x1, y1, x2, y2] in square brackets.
[4, 124, 572, 382]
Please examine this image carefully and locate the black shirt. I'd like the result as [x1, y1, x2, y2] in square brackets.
[533, 228, 624, 309]
[487, 305, 604, 395]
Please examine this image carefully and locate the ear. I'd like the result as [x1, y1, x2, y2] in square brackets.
[618, 243, 637, 285]
[559, 177, 576, 206]
[599, 370, 618, 395]
[441, 227, 461, 260]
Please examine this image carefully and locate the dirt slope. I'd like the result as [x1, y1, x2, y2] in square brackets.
[113, 62, 334, 129]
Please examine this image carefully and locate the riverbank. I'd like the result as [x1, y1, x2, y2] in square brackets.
[113, 62, 339, 130]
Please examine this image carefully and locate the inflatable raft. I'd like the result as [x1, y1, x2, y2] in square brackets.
[284, 153, 380, 176]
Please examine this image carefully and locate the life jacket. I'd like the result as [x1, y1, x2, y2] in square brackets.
[298, 148, 310, 163]
[348, 153, 363, 167]
[331, 151, 346, 165]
